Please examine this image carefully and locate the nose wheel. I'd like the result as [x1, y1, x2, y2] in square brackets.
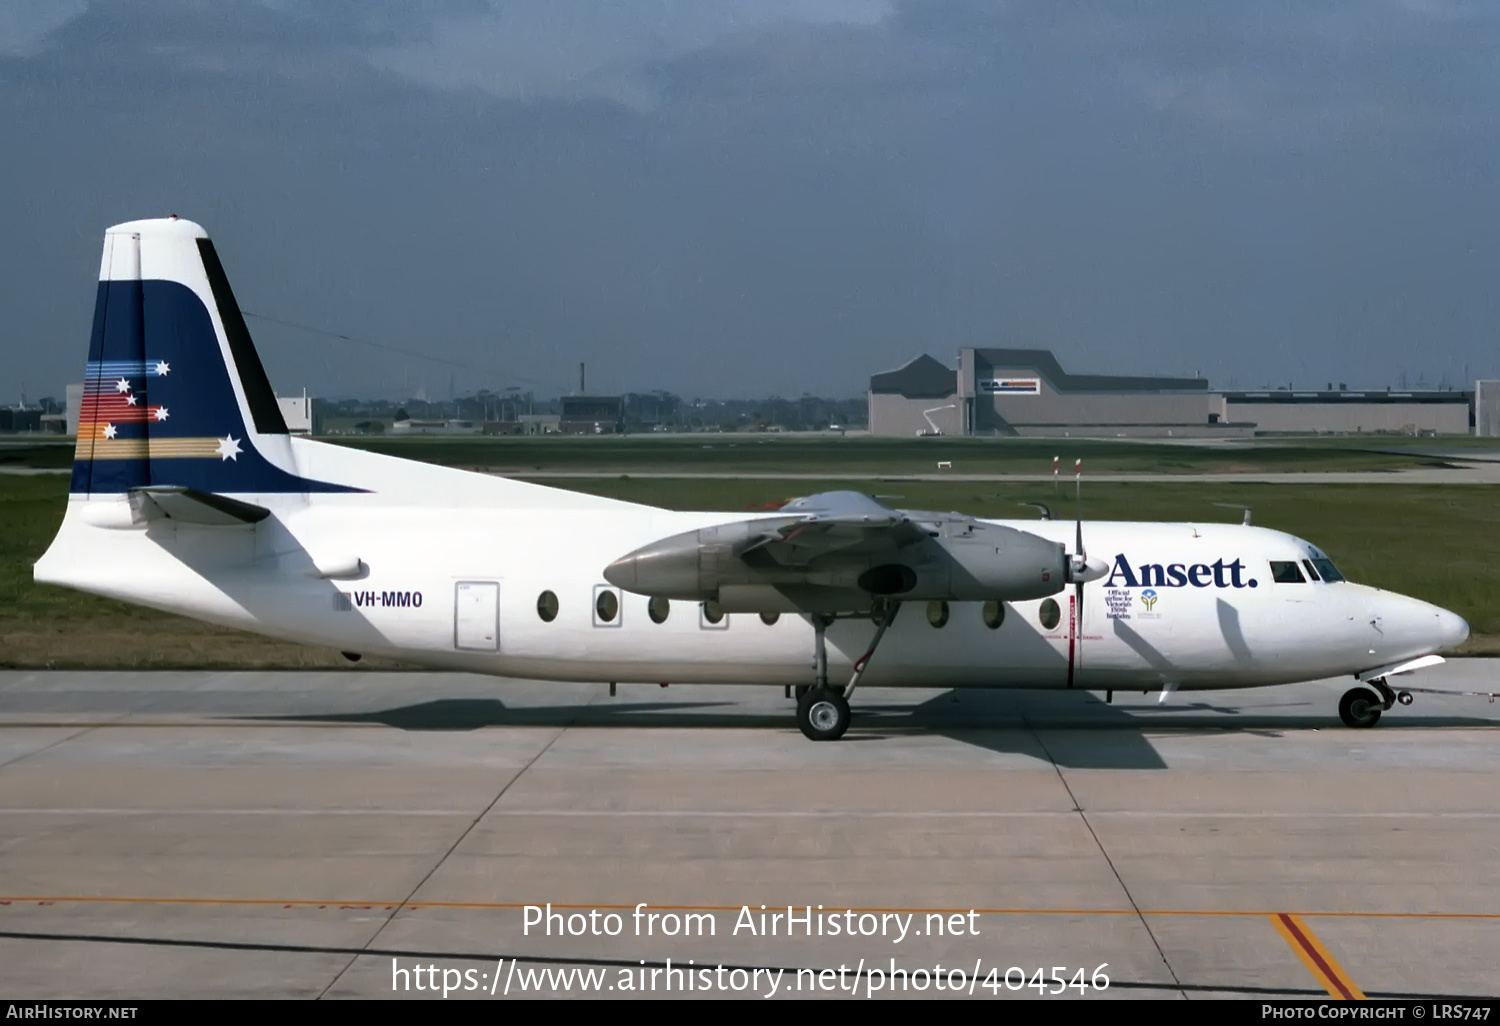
[1338, 687, 1382, 728]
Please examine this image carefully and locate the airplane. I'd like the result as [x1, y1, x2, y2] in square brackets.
[34, 217, 1471, 741]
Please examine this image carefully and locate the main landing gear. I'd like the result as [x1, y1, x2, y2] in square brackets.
[1338, 677, 1413, 729]
[795, 603, 900, 741]
[797, 687, 850, 742]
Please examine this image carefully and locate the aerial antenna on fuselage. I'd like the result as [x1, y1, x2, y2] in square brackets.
[1213, 503, 1253, 526]
[1018, 502, 1052, 520]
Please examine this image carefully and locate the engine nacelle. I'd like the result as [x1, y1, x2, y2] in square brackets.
[603, 518, 1068, 609]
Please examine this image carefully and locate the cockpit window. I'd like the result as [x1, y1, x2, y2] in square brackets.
[1269, 560, 1306, 583]
[1311, 558, 1345, 583]
[1302, 559, 1321, 582]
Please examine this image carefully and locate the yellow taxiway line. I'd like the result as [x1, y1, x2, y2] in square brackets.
[1270, 912, 1366, 1000]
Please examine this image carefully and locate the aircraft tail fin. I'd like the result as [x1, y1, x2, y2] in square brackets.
[61, 216, 640, 513]
[70, 218, 355, 497]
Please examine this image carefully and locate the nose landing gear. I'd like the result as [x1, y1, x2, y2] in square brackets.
[1338, 687, 1383, 728]
[1339, 677, 1413, 728]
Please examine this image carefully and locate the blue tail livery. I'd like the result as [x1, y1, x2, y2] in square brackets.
[72, 218, 359, 496]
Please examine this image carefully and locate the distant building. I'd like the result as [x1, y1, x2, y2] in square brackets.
[0, 408, 42, 432]
[66, 383, 84, 437]
[517, 413, 561, 435]
[871, 348, 1481, 437]
[559, 395, 624, 435]
[392, 416, 481, 435]
[1220, 388, 1472, 435]
[1474, 381, 1500, 437]
[871, 348, 1227, 438]
[275, 391, 322, 436]
[868, 355, 963, 437]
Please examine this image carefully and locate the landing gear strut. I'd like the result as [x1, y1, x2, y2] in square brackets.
[795, 604, 900, 741]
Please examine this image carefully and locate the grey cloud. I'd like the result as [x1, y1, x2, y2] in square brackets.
[1, 1, 1497, 402]
[0, 1, 86, 58]
[370, 0, 894, 108]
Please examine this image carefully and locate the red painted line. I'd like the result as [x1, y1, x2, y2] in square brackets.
[1277, 912, 1353, 1000]
[1066, 593, 1076, 688]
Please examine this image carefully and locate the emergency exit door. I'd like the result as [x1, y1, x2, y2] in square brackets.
[454, 581, 499, 651]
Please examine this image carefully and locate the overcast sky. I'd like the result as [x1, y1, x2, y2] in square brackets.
[3, 1, 1497, 401]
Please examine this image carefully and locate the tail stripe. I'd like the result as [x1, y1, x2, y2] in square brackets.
[196, 239, 288, 435]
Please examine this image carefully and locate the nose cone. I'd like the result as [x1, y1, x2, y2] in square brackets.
[602, 555, 638, 591]
[1436, 607, 1470, 651]
[1367, 591, 1470, 658]
[1390, 597, 1469, 652]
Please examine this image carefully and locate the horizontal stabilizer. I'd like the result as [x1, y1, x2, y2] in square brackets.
[128, 485, 270, 526]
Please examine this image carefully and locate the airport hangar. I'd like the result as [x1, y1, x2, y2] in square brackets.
[868, 348, 1481, 438]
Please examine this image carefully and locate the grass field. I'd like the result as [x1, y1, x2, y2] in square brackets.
[11, 434, 1493, 477]
[5, 450, 1500, 666]
[325, 434, 1483, 476]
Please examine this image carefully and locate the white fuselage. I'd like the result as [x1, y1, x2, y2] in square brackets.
[35, 442, 1466, 693]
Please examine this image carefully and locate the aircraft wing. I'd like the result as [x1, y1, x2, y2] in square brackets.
[604, 490, 1068, 613]
[732, 491, 932, 566]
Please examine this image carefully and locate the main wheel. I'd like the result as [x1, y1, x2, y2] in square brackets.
[797, 688, 851, 741]
[1338, 687, 1383, 729]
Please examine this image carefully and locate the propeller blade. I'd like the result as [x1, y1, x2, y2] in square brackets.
[1074, 458, 1084, 634]
[1074, 459, 1083, 555]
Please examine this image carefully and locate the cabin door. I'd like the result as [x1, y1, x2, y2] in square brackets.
[454, 581, 500, 651]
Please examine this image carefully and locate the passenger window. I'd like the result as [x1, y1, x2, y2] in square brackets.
[594, 588, 619, 623]
[1302, 560, 1321, 582]
[1311, 558, 1345, 583]
[927, 600, 950, 628]
[537, 590, 559, 622]
[982, 601, 1005, 630]
[1039, 598, 1060, 630]
[1269, 561, 1306, 584]
[648, 596, 670, 624]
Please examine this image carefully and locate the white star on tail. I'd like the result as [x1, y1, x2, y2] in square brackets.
[125, 394, 138, 406]
[154, 361, 170, 376]
[153, 407, 169, 421]
[216, 435, 242, 461]
[102, 424, 117, 439]
[115, 378, 131, 394]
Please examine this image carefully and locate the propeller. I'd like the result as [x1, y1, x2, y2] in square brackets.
[1066, 458, 1109, 629]
[1074, 459, 1085, 634]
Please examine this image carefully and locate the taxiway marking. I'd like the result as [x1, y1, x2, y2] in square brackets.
[1272, 913, 1366, 1000]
